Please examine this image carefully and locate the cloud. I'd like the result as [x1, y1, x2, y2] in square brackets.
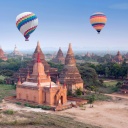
[109, 3, 128, 10]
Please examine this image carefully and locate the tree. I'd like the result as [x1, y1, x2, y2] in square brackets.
[77, 64, 100, 88]
[48, 61, 64, 73]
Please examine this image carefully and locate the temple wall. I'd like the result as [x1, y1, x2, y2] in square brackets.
[16, 87, 39, 103]
[16, 86, 67, 106]
[75, 83, 83, 90]
[67, 83, 83, 93]
[44, 87, 67, 106]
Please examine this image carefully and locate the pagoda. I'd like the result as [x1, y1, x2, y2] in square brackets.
[59, 43, 83, 92]
[52, 47, 65, 64]
[10, 45, 23, 57]
[113, 51, 123, 64]
[0, 46, 7, 61]
[16, 53, 67, 106]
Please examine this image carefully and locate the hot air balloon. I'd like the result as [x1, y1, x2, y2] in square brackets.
[90, 12, 107, 34]
[16, 12, 38, 41]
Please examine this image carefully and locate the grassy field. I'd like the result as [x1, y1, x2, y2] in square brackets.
[98, 79, 121, 94]
[0, 84, 15, 102]
[104, 80, 119, 86]
[0, 110, 101, 128]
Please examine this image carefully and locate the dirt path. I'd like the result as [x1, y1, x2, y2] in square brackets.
[55, 98, 128, 128]
[105, 93, 128, 100]
[1, 95, 128, 128]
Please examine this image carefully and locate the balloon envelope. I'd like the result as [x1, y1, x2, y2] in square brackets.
[90, 12, 107, 34]
[16, 12, 38, 41]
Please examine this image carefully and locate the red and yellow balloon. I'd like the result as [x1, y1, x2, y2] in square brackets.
[90, 12, 107, 34]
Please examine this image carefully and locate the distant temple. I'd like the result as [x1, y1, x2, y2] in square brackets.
[112, 51, 123, 64]
[10, 45, 23, 57]
[52, 47, 65, 64]
[85, 52, 91, 58]
[59, 43, 83, 92]
[16, 53, 67, 106]
[0, 46, 8, 61]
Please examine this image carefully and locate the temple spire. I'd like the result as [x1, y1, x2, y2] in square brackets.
[67, 43, 73, 55]
[65, 43, 76, 66]
[26, 70, 30, 80]
[37, 41, 40, 52]
[33, 41, 45, 61]
[63, 82, 66, 88]
[56, 76, 60, 85]
[17, 76, 21, 86]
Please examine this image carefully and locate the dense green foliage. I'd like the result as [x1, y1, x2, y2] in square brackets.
[0, 58, 31, 77]
[77, 63, 101, 88]
[93, 62, 128, 79]
[48, 61, 64, 73]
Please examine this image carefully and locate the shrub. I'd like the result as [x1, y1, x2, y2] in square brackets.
[0, 79, 4, 84]
[24, 103, 51, 110]
[75, 88, 82, 96]
[24, 103, 30, 107]
[16, 102, 21, 105]
[41, 106, 51, 110]
[3, 109, 14, 115]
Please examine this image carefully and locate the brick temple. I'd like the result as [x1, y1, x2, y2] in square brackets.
[52, 47, 65, 64]
[59, 43, 83, 92]
[16, 53, 67, 106]
[10, 45, 23, 57]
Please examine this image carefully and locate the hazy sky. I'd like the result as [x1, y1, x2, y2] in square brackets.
[0, 0, 128, 51]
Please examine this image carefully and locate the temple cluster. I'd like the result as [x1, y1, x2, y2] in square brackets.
[16, 41, 83, 106]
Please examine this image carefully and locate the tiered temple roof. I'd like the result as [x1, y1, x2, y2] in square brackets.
[52, 47, 65, 64]
[27, 41, 50, 73]
[21, 53, 51, 86]
[59, 43, 83, 90]
[9, 41, 58, 84]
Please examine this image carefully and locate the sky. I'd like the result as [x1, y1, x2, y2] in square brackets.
[0, 0, 128, 51]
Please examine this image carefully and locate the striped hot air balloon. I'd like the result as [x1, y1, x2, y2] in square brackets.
[16, 12, 38, 41]
[90, 12, 107, 34]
